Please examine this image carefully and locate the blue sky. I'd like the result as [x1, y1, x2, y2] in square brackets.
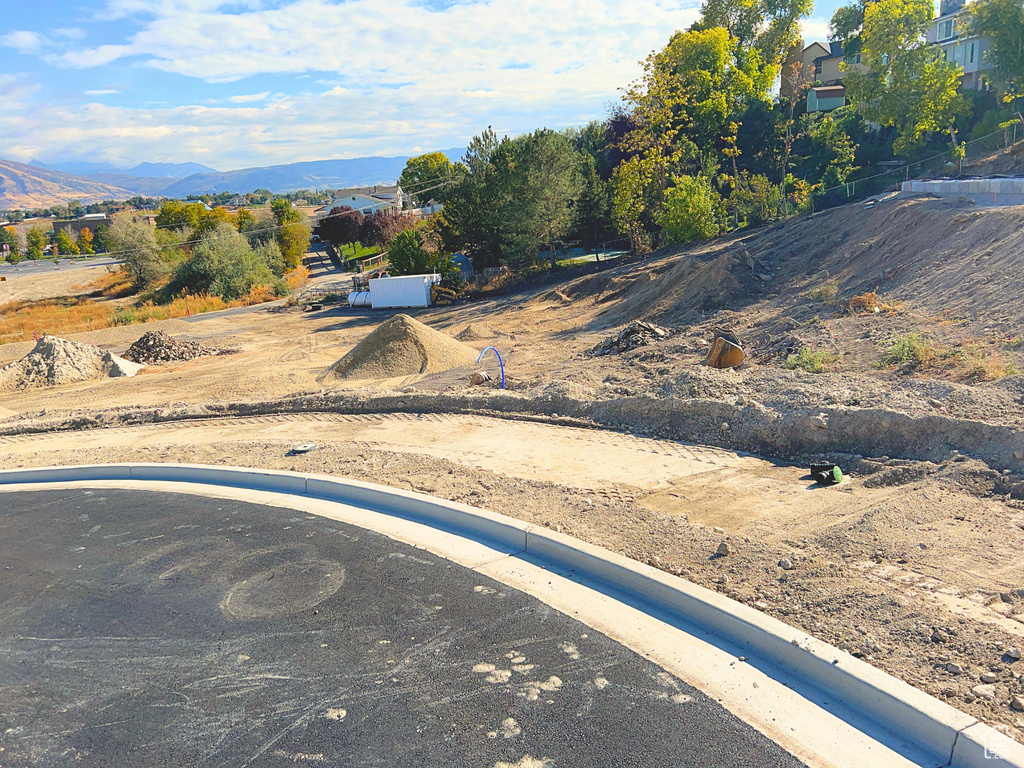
[1, 0, 842, 172]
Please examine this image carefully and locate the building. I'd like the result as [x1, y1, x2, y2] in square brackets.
[926, 0, 992, 90]
[53, 213, 112, 239]
[328, 185, 404, 216]
[781, 40, 854, 112]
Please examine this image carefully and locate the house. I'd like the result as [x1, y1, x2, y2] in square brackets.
[926, 0, 991, 90]
[328, 185, 404, 216]
[781, 40, 852, 112]
[53, 213, 113, 240]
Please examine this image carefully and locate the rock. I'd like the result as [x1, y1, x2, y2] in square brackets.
[469, 370, 491, 386]
[712, 526, 725, 533]
[754, 601, 769, 611]
[981, 672, 998, 683]
[932, 628, 949, 643]
[946, 663, 963, 675]
[810, 413, 829, 429]
[971, 684, 996, 700]
[721, 422, 730, 431]
[1006, 647, 1022, 661]
[778, 558, 794, 570]
[1011, 696, 1024, 712]
[716, 541, 733, 556]
[1014, 449, 1024, 460]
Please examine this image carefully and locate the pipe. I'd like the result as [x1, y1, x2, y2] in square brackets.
[477, 346, 505, 389]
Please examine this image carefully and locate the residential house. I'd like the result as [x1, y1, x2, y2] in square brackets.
[926, 0, 991, 90]
[782, 40, 852, 112]
[328, 185, 404, 216]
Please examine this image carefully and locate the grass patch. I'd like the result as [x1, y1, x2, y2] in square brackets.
[339, 242, 381, 261]
[0, 266, 306, 345]
[847, 289, 900, 314]
[784, 348, 838, 373]
[882, 332, 936, 366]
[73, 270, 135, 298]
[804, 280, 839, 303]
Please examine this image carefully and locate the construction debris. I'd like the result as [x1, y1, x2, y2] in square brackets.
[0, 335, 143, 391]
[470, 370, 491, 386]
[123, 330, 232, 364]
[590, 321, 671, 356]
[810, 463, 844, 485]
[705, 328, 745, 369]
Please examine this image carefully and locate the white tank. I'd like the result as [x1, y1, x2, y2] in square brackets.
[347, 291, 371, 307]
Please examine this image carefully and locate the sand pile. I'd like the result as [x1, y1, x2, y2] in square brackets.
[0, 335, 144, 391]
[319, 314, 479, 382]
[123, 330, 230, 364]
[455, 323, 503, 341]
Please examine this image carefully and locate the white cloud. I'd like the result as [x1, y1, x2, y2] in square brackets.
[6, 0, 707, 168]
[229, 91, 271, 103]
[1, 30, 49, 54]
[85, 89, 122, 95]
[0, 73, 41, 105]
[53, 27, 88, 40]
[800, 17, 832, 44]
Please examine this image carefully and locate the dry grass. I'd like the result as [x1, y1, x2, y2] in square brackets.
[847, 289, 901, 315]
[73, 270, 134, 298]
[804, 280, 839, 303]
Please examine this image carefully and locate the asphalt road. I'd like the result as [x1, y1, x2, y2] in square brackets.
[0, 256, 119, 276]
[0, 489, 806, 768]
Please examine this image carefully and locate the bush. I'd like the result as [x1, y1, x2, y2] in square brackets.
[784, 348, 838, 373]
[804, 280, 839, 303]
[172, 223, 282, 301]
[882, 332, 935, 366]
[656, 175, 722, 244]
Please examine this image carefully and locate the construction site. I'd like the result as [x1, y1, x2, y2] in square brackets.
[2, 190, 1024, 749]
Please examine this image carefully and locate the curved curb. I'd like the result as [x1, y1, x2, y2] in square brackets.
[0, 462, 1021, 768]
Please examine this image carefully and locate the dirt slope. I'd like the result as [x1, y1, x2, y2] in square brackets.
[0, 159, 133, 208]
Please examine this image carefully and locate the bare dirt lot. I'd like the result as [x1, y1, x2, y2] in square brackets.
[3, 194, 1024, 734]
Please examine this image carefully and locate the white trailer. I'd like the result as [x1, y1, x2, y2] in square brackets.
[368, 274, 439, 309]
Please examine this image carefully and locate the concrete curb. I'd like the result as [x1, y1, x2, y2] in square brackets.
[1, 462, 1021, 768]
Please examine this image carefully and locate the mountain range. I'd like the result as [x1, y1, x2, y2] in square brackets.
[2, 149, 464, 209]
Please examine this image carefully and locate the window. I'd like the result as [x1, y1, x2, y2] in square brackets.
[938, 19, 954, 40]
[968, 42, 975, 64]
[814, 60, 822, 77]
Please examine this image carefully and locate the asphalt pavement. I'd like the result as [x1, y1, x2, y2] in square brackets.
[0, 256, 119, 277]
[0, 489, 805, 768]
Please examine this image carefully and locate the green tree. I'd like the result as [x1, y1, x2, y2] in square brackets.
[1, 226, 19, 266]
[56, 228, 80, 256]
[802, 112, 859, 188]
[155, 200, 205, 231]
[655, 175, 723, 244]
[695, 0, 813, 68]
[107, 212, 164, 290]
[93, 224, 110, 254]
[520, 129, 581, 267]
[573, 154, 615, 246]
[829, 0, 872, 57]
[968, 0, 1024, 125]
[78, 227, 95, 255]
[612, 155, 661, 253]
[386, 229, 460, 285]
[25, 227, 47, 259]
[272, 199, 311, 269]
[173, 223, 281, 301]
[399, 152, 455, 206]
[844, 0, 967, 154]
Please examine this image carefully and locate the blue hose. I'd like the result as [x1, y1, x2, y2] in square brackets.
[477, 346, 505, 389]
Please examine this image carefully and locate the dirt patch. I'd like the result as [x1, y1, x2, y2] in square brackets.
[319, 313, 480, 382]
[590, 320, 672, 356]
[455, 323, 505, 341]
[123, 330, 233, 364]
[0, 335, 143, 391]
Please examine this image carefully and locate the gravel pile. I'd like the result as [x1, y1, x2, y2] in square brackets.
[590, 320, 671, 356]
[0, 335, 143, 391]
[319, 314, 479, 381]
[123, 330, 230, 364]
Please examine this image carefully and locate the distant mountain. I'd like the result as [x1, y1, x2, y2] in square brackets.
[0, 159, 134, 209]
[30, 159, 121, 176]
[123, 162, 219, 178]
[158, 149, 464, 198]
[3, 149, 466, 208]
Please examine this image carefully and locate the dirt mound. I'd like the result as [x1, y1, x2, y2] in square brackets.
[455, 323, 503, 341]
[319, 314, 479, 382]
[590, 321, 671, 356]
[0, 335, 143, 391]
[123, 330, 231, 364]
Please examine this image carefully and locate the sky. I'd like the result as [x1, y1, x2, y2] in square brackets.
[1, 0, 842, 172]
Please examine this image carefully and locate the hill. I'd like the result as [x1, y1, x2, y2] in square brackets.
[0, 160, 134, 209]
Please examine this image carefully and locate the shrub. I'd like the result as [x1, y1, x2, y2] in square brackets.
[882, 332, 936, 366]
[656, 175, 722, 244]
[784, 348, 838, 373]
[172, 223, 281, 301]
[804, 280, 839, 303]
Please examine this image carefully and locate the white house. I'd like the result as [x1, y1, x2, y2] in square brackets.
[926, 0, 992, 91]
[328, 185, 404, 216]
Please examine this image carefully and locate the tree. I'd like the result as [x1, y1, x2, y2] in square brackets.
[25, 227, 47, 259]
[844, 0, 967, 154]
[439, 128, 502, 263]
[780, 61, 816, 198]
[173, 222, 282, 301]
[573, 154, 615, 246]
[520, 129, 581, 267]
[78, 227, 95, 255]
[829, 0, 873, 57]
[695, 0, 813, 68]
[968, 0, 1024, 126]
[386, 229, 460, 285]
[155, 200, 205, 231]
[398, 152, 455, 206]
[320, 206, 363, 246]
[802, 112, 859, 188]
[56, 228, 79, 256]
[107, 211, 164, 290]
[1, 226, 19, 266]
[361, 209, 415, 248]
[612, 155, 661, 253]
[271, 198, 310, 269]
[655, 175, 723, 244]
[93, 224, 110, 254]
